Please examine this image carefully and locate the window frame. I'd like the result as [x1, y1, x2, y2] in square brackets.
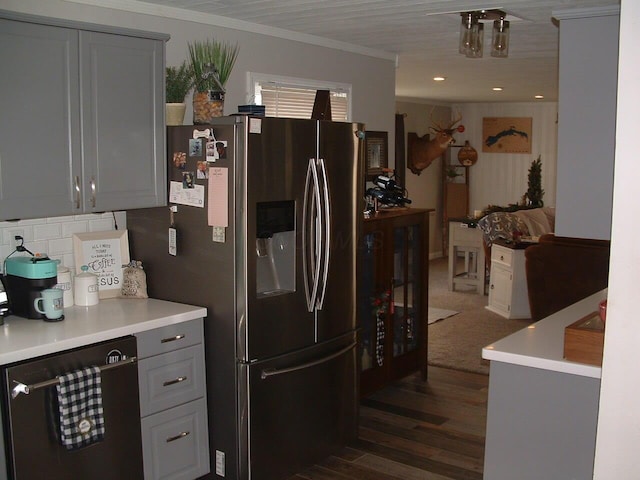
[247, 72, 352, 121]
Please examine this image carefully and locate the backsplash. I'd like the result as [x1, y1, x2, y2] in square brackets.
[0, 212, 127, 273]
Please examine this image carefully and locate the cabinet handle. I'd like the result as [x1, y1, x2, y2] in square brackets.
[74, 176, 81, 209]
[490, 284, 494, 289]
[90, 176, 96, 208]
[161, 333, 185, 343]
[500, 255, 504, 261]
[163, 376, 187, 387]
[166, 431, 190, 443]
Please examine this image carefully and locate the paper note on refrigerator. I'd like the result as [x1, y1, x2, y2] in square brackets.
[169, 181, 205, 208]
[208, 167, 229, 227]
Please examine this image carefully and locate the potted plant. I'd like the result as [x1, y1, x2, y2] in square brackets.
[165, 61, 193, 125]
[188, 39, 239, 123]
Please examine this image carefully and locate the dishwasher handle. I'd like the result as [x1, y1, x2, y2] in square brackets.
[11, 356, 137, 399]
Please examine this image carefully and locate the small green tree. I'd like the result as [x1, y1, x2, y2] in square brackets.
[526, 155, 544, 207]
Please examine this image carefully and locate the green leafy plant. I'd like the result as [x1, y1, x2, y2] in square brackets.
[526, 155, 545, 207]
[165, 61, 193, 103]
[188, 39, 239, 93]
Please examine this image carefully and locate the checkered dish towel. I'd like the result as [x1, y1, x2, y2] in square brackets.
[56, 365, 106, 450]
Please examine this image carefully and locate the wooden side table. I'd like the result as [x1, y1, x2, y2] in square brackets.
[448, 221, 485, 295]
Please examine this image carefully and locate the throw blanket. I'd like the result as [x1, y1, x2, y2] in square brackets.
[56, 366, 105, 450]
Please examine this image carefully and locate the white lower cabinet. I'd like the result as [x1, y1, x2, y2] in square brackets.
[486, 243, 532, 319]
[136, 319, 210, 480]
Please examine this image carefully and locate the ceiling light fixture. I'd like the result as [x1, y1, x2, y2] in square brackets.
[459, 9, 510, 58]
[493, 87, 503, 91]
[433, 76, 446, 81]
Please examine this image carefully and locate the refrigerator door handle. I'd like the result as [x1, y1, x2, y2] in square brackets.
[260, 341, 356, 380]
[302, 158, 322, 312]
[316, 158, 331, 310]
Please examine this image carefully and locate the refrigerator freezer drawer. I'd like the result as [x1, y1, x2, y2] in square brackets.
[237, 332, 358, 480]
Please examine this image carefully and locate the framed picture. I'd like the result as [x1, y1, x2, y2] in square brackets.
[72, 230, 130, 299]
[482, 117, 532, 153]
[365, 131, 388, 179]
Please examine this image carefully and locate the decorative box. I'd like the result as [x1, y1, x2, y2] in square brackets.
[563, 312, 605, 366]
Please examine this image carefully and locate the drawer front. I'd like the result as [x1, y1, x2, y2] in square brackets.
[139, 344, 205, 417]
[451, 224, 482, 244]
[136, 318, 203, 358]
[491, 245, 513, 268]
[141, 398, 210, 480]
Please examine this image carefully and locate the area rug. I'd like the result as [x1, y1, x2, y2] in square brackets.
[427, 257, 532, 375]
[428, 307, 459, 325]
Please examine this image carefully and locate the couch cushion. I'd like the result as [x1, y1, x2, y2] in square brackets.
[514, 208, 553, 237]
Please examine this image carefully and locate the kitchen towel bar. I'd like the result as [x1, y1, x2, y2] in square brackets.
[11, 356, 137, 398]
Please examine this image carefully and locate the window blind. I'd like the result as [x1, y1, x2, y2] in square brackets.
[258, 83, 349, 121]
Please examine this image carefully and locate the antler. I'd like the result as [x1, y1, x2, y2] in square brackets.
[447, 110, 463, 130]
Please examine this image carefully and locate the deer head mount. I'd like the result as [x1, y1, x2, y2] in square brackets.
[408, 112, 463, 175]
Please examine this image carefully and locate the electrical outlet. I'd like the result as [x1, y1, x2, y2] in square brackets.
[8, 229, 25, 252]
[215, 450, 225, 477]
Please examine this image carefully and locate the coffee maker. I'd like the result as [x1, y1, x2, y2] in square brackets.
[4, 255, 58, 319]
[0, 277, 10, 324]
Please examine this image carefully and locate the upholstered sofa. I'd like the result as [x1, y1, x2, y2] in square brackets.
[477, 207, 556, 268]
[524, 234, 610, 321]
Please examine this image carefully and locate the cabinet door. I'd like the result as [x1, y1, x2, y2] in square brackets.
[489, 265, 513, 315]
[80, 31, 165, 212]
[392, 224, 421, 358]
[0, 20, 81, 220]
[359, 229, 387, 391]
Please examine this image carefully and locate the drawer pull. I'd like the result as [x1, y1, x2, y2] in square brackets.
[166, 431, 190, 443]
[163, 376, 187, 387]
[161, 334, 185, 344]
[500, 255, 504, 261]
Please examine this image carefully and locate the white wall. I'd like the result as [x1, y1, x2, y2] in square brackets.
[395, 101, 451, 257]
[396, 100, 558, 257]
[451, 102, 558, 213]
[594, 1, 640, 476]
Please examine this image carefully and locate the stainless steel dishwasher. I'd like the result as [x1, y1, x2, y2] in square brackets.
[2, 336, 143, 479]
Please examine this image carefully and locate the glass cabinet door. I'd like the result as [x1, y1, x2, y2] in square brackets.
[360, 230, 384, 372]
[392, 225, 420, 358]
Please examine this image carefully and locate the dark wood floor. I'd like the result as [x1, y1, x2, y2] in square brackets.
[289, 366, 488, 480]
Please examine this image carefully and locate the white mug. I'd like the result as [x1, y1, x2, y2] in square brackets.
[34, 288, 64, 320]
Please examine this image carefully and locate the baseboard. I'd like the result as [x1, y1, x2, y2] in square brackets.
[429, 251, 444, 260]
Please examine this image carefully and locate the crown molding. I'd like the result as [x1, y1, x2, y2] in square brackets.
[62, 0, 396, 61]
[552, 5, 620, 21]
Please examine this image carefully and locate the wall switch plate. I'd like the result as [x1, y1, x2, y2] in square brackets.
[215, 450, 225, 477]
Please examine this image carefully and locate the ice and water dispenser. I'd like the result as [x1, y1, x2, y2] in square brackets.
[256, 201, 295, 296]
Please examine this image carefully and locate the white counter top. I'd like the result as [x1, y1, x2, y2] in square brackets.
[0, 298, 207, 365]
[482, 289, 607, 379]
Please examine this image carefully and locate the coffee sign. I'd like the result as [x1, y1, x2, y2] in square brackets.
[73, 230, 130, 299]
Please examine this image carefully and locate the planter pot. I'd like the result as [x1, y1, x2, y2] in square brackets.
[193, 90, 224, 124]
[165, 103, 186, 126]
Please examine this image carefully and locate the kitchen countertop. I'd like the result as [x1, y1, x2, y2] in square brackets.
[482, 289, 607, 379]
[0, 298, 207, 365]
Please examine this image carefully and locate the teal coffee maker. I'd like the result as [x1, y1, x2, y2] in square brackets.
[4, 255, 58, 319]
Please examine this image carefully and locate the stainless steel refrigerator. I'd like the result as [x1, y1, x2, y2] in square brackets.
[127, 116, 364, 480]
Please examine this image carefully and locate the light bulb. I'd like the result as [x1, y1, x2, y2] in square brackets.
[491, 19, 510, 58]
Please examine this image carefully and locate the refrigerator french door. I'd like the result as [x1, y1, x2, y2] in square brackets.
[127, 116, 364, 480]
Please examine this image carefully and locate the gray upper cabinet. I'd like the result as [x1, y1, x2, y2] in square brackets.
[0, 13, 167, 221]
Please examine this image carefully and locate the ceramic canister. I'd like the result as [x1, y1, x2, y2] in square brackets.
[74, 265, 99, 307]
[55, 265, 74, 307]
